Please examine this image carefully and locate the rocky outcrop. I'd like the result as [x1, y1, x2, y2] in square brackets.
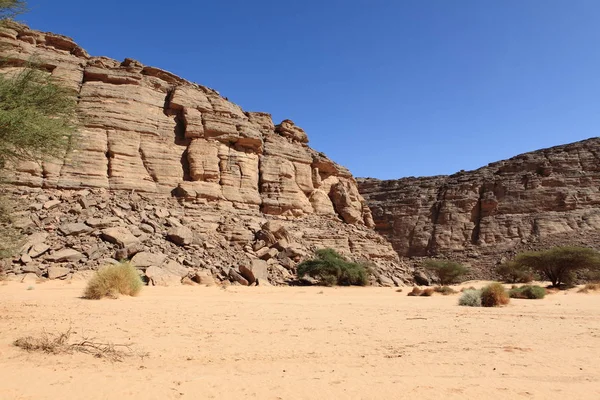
[358, 138, 600, 277]
[0, 22, 374, 227]
[0, 23, 409, 285]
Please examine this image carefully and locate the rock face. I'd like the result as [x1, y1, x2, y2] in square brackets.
[0, 23, 410, 285]
[358, 138, 600, 277]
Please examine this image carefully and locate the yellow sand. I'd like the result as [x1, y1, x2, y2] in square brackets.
[1, 280, 599, 399]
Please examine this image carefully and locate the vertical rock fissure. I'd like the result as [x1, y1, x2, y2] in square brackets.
[470, 184, 485, 245]
[426, 183, 448, 255]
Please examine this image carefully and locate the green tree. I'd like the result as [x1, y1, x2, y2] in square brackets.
[0, 0, 26, 22]
[422, 259, 469, 285]
[297, 248, 369, 286]
[512, 247, 600, 287]
[0, 0, 77, 270]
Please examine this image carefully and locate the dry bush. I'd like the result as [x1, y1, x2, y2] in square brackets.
[421, 288, 434, 297]
[395, 288, 403, 293]
[480, 283, 510, 307]
[407, 287, 423, 296]
[460, 286, 477, 292]
[434, 286, 457, 295]
[13, 328, 135, 362]
[83, 262, 143, 300]
[578, 283, 600, 293]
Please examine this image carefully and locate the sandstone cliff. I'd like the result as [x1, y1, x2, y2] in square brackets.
[0, 23, 409, 285]
[358, 138, 600, 278]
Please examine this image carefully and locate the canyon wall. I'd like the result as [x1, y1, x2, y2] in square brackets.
[358, 138, 600, 277]
[0, 23, 409, 285]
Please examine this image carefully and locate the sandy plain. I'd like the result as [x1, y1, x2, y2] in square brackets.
[1, 280, 599, 400]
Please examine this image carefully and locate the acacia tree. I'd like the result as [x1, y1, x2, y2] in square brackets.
[512, 247, 600, 287]
[0, 0, 77, 265]
[423, 259, 469, 285]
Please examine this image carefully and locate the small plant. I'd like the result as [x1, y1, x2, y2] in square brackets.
[458, 289, 482, 307]
[578, 283, 600, 293]
[422, 259, 469, 285]
[509, 285, 546, 299]
[296, 248, 369, 286]
[395, 288, 403, 293]
[407, 287, 423, 296]
[480, 283, 510, 307]
[460, 286, 477, 292]
[496, 261, 534, 283]
[434, 286, 457, 295]
[421, 288, 434, 297]
[83, 262, 143, 299]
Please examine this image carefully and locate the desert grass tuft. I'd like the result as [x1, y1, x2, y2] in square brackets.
[83, 262, 143, 300]
[407, 287, 423, 296]
[458, 289, 482, 307]
[578, 283, 600, 293]
[480, 282, 510, 307]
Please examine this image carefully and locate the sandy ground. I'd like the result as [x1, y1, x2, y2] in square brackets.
[1, 280, 599, 400]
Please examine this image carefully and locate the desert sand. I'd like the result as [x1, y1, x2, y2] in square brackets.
[1, 280, 599, 400]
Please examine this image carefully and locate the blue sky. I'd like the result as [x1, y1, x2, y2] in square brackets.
[21, 0, 600, 179]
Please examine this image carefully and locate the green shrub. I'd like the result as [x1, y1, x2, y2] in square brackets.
[407, 287, 423, 296]
[423, 259, 469, 285]
[434, 286, 457, 295]
[83, 262, 143, 299]
[510, 247, 600, 288]
[496, 261, 534, 283]
[509, 285, 546, 299]
[296, 248, 368, 286]
[480, 283, 510, 307]
[458, 289, 482, 307]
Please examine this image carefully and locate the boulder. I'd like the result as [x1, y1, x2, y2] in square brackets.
[239, 259, 269, 285]
[47, 266, 71, 279]
[59, 222, 92, 236]
[193, 270, 216, 286]
[166, 226, 194, 246]
[101, 227, 139, 248]
[131, 251, 167, 268]
[229, 269, 249, 286]
[46, 249, 85, 262]
[145, 266, 181, 286]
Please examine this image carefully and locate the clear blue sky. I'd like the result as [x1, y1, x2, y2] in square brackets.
[20, 0, 600, 179]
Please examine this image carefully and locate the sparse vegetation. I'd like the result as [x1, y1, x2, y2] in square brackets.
[480, 283, 510, 307]
[433, 286, 457, 295]
[509, 285, 546, 299]
[407, 286, 423, 296]
[422, 259, 469, 285]
[510, 247, 600, 287]
[578, 283, 600, 293]
[296, 248, 369, 286]
[83, 262, 143, 299]
[496, 261, 534, 283]
[458, 289, 482, 307]
[13, 328, 135, 362]
[421, 288, 434, 296]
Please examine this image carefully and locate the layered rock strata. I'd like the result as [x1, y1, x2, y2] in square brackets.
[0, 23, 410, 285]
[358, 138, 600, 277]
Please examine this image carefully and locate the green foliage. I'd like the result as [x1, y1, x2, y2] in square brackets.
[0, 196, 21, 260]
[509, 285, 546, 299]
[422, 259, 469, 285]
[83, 262, 144, 300]
[296, 248, 369, 286]
[0, 67, 76, 165]
[434, 286, 457, 295]
[480, 283, 510, 307]
[458, 289, 482, 307]
[0, 0, 26, 21]
[511, 247, 600, 287]
[496, 261, 534, 283]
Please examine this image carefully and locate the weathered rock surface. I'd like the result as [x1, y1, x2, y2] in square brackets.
[358, 138, 600, 277]
[0, 23, 410, 285]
